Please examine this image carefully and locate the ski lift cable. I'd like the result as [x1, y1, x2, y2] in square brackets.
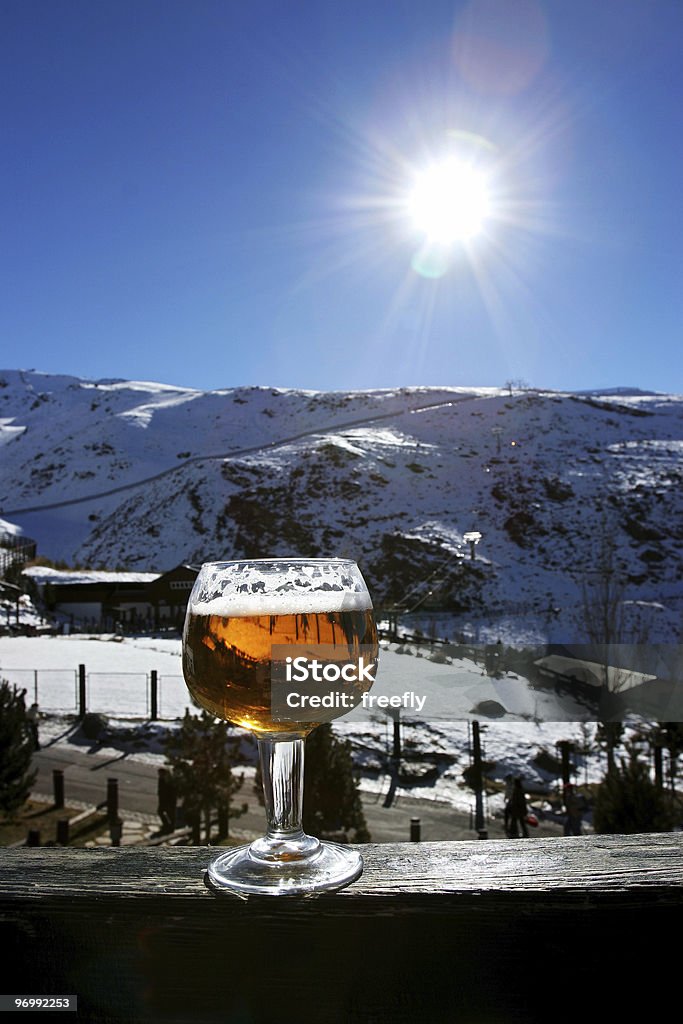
[404, 590, 437, 614]
[396, 548, 460, 602]
[393, 546, 463, 609]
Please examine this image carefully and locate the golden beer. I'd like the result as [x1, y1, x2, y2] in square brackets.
[183, 606, 378, 734]
[181, 559, 375, 896]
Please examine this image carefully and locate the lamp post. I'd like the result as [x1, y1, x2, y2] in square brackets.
[463, 531, 482, 561]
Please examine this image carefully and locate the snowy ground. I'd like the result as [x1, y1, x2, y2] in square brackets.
[0, 632, 623, 817]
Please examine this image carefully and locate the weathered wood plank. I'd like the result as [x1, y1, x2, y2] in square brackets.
[2, 833, 683, 899]
[1, 836, 681, 1023]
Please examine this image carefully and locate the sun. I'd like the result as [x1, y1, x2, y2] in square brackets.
[407, 157, 492, 244]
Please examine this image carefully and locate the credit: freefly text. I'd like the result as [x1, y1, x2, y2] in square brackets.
[285, 690, 427, 712]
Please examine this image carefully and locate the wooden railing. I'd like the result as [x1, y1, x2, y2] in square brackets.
[1, 834, 682, 1022]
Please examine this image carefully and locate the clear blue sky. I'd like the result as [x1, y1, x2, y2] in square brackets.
[2, 0, 682, 394]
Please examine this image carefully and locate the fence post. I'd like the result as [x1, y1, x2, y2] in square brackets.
[26, 829, 41, 847]
[78, 664, 87, 720]
[472, 720, 488, 840]
[410, 817, 421, 842]
[110, 819, 123, 847]
[56, 819, 70, 845]
[189, 810, 201, 845]
[654, 742, 664, 790]
[150, 670, 158, 721]
[558, 740, 574, 786]
[392, 711, 401, 766]
[52, 768, 64, 809]
[33, 668, 39, 705]
[107, 778, 119, 825]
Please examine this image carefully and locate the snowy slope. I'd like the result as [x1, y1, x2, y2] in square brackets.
[1, 370, 682, 642]
[0, 632, 611, 813]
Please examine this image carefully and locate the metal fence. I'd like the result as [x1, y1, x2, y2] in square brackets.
[158, 674, 190, 720]
[0, 666, 189, 720]
[0, 667, 79, 713]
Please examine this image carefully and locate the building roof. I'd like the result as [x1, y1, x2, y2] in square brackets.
[22, 566, 161, 587]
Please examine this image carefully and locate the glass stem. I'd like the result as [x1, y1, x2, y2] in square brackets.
[258, 736, 306, 840]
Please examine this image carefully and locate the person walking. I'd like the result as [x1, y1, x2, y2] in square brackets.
[508, 777, 529, 838]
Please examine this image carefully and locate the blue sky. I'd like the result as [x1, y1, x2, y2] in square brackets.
[2, 0, 682, 394]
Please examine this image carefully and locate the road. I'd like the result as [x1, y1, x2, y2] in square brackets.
[30, 739, 564, 843]
[3, 393, 474, 516]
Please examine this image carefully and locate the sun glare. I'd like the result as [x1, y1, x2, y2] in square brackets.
[407, 157, 492, 243]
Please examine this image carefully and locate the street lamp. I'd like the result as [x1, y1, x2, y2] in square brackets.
[463, 531, 482, 561]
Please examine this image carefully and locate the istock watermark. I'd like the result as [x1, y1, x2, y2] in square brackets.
[271, 644, 382, 723]
[285, 654, 376, 685]
[272, 642, 683, 725]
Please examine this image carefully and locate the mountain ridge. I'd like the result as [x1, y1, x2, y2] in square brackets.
[1, 369, 682, 643]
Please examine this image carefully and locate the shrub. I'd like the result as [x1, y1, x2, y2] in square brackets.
[0, 681, 37, 816]
[593, 743, 677, 834]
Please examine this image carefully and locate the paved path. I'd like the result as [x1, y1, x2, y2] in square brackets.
[32, 742, 161, 821]
[4, 393, 474, 516]
[31, 739, 564, 845]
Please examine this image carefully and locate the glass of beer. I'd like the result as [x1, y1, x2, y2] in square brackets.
[182, 558, 378, 897]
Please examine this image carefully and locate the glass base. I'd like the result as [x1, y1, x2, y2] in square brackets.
[206, 835, 363, 898]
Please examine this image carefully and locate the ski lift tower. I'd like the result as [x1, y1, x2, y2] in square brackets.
[463, 531, 482, 561]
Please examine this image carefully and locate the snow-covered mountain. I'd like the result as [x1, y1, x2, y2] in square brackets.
[1, 369, 682, 642]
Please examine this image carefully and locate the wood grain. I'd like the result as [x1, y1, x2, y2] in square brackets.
[2, 833, 683, 897]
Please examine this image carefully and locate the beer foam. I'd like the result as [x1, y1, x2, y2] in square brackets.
[188, 560, 373, 618]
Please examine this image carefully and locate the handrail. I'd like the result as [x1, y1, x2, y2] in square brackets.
[2, 832, 683, 897]
[1, 835, 681, 1022]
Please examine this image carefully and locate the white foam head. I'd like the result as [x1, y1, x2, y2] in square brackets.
[189, 559, 373, 617]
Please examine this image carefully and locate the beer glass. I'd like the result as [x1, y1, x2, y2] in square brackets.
[182, 558, 378, 897]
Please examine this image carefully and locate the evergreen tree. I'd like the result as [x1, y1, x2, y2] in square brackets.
[628, 721, 680, 791]
[0, 680, 37, 816]
[164, 710, 247, 843]
[595, 720, 625, 774]
[593, 741, 677, 835]
[303, 724, 370, 843]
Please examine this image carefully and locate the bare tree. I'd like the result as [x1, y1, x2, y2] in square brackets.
[577, 522, 650, 772]
[504, 378, 530, 397]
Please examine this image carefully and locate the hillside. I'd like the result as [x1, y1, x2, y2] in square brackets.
[1, 369, 682, 642]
